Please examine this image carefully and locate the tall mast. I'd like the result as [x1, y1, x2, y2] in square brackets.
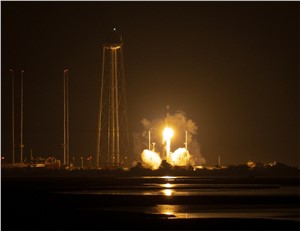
[66, 69, 69, 165]
[96, 47, 106, 167]
[63, 69, 69, 165]
[148, 130, 151, 150]
[10, 69, 15, 164]
[111, 49, 115, 165]
[20, 70, 24, 163]
[185, 130, 188, 150]
[63, 69, 66, 165]
[114, 49, 120, 165]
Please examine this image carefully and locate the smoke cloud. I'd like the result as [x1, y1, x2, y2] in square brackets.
[133, 111, 206, 166]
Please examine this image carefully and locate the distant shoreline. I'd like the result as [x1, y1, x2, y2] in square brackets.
[1, 163, 299, 179]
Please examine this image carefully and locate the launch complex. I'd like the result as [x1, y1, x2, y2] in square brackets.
[96, 29, 194, 169]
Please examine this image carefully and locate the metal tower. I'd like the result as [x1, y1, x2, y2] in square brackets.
[96, 29, 129, 168]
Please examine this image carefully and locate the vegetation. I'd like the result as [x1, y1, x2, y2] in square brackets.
[2, 161, 299, 178]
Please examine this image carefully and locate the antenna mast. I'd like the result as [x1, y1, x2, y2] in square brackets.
[63, 69, 69, 166]
[185, 130, 188, 150]
[20, 70, 24, 163]
[10, 69, 15, 164]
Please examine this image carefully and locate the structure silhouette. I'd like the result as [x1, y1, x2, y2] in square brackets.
[96, 28, 129, 168]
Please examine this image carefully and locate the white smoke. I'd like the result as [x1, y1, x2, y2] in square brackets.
[133, 111, 206, 166]
[141, 149, 162, 170]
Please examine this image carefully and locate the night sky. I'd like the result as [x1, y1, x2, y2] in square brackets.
[1, 1, 299, 167]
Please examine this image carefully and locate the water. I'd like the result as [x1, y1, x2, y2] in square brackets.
[2, 174, 299, 230]
[59, 176, 300, 222]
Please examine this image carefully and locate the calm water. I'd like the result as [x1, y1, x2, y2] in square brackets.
[59, 176, 300, 222]
[2, 175, 299, 230]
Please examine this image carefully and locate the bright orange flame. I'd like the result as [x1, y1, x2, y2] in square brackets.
[163, 127, 174, 159]
[141, 127, 192, 169]
[163, 127, 174, 140]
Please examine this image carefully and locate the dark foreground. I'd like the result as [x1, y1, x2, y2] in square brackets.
[2, 169, 300, 230]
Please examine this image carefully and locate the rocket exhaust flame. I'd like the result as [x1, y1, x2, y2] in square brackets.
[137, 111, 206, 169]
[163, 127, 174, 161]
[141, 128, 190, 168]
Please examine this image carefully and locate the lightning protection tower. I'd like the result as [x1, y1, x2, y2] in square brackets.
[63, 69, 69, 166]
[96, 28, 129, 168]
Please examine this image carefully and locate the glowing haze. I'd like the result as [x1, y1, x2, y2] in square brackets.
[133, 111, 206, 169]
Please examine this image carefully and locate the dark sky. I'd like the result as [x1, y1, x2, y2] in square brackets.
[1, 1, 299, 167]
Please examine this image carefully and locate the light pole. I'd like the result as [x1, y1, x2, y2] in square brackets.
[63, 69, 69, 166]
[20, 70, 24, 163]
[10, 69, 15, 165]
[148, 130, 151, 150]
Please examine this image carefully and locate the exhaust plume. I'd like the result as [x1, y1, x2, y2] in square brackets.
[133, 111, 206, 168]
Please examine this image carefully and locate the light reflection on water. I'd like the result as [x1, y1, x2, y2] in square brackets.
[156, 204, 177, 217]
[59, 176, 299, 222]
[162, 188, 173, 196]
[70, 186, 298, 197]
[100, 205, 300, 222]
[164, 183, 172, 188]
[155, 206, 300, 221]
